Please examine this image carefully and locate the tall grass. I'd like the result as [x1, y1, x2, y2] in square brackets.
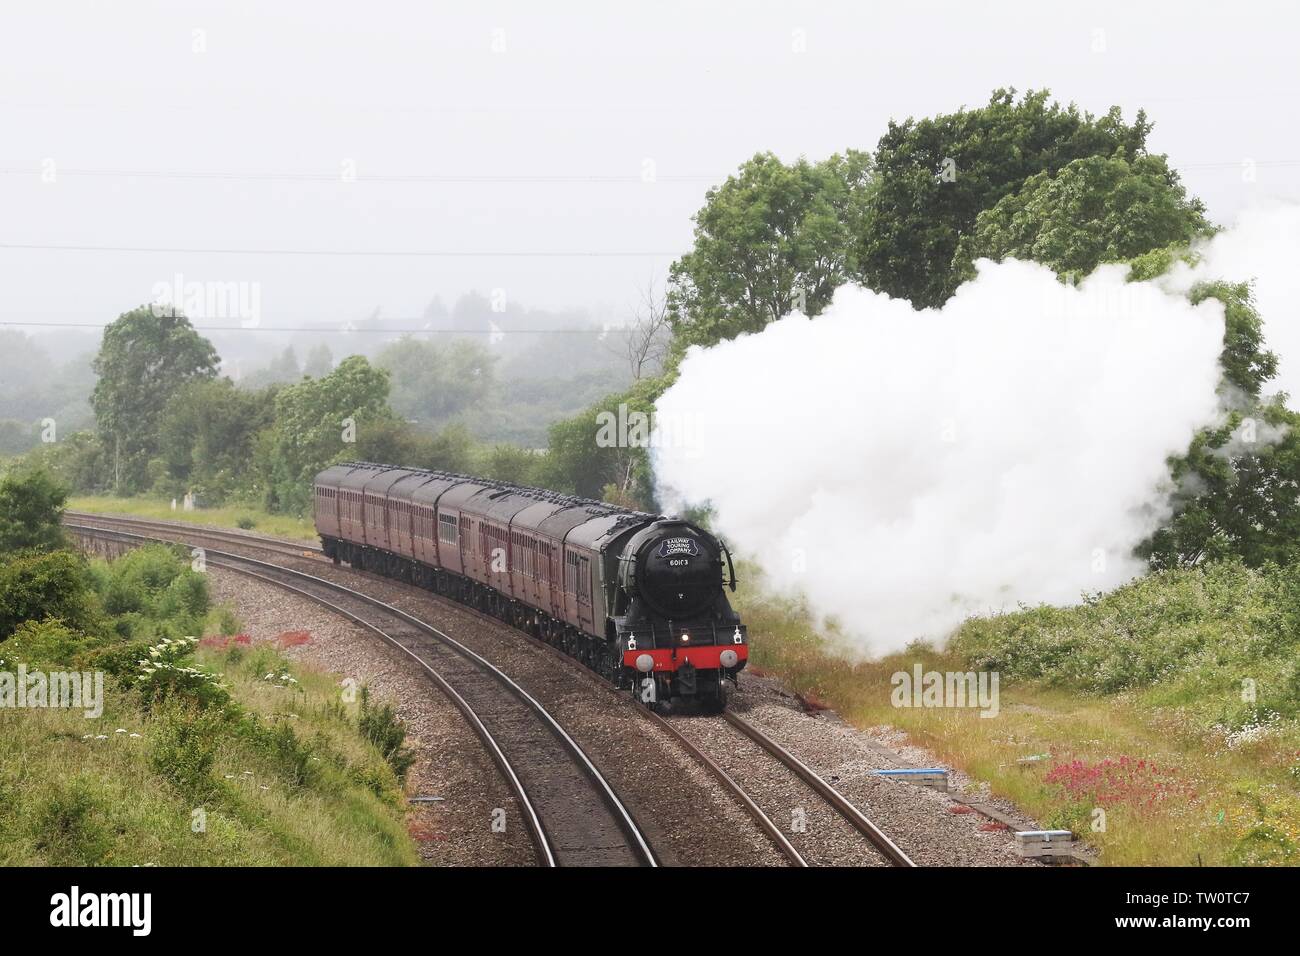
[0, 544, 419, 866]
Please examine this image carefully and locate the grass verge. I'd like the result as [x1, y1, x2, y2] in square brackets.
[0, 544, 419, 866]
[67, 495, 317, 543]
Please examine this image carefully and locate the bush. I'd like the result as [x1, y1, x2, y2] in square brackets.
[950, 559, 1300, 724]
[358, 687, 416, 781]
[0, 468, 68, 553]
[0, 549, 97, 639]
[233, 716, 319, 790]
[29, 776, 113, 865]
[148, 701, 225, 798]
[135, 636, 230, 711]
[0, 618, 95, 668]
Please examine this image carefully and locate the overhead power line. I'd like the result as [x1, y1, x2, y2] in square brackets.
[0, 165, 715, 185]
[0, 242, 674, 257]
[0, 320, 628, 335]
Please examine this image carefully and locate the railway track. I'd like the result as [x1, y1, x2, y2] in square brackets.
[64, 511, 324, 561]
[721, 712, 914, 866]
[657, 711, 915, 867]
[67, 522, 658, 868]
[67, 511, 916, 868]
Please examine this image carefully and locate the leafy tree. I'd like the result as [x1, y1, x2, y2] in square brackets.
[90, 307, 219, 493]
[542, 379, 662, 505]
[238, 346, 301, 389]
[259, 356, 396, 513]
[481, 444, 544, 486]
[0, 468, 69, 553]
[953, 153, 1211, 284]
[302, 343, 334, 378]
[17, 431, 109, 494]
[0, 549, 96, 640]
[346, 418, 476, 475]
[375, 336, 496, 426]
[667, 150, 873, 358]
[154, 378, 277, 502]
[1141, 398, 1300, 569]
[857, 88, 1153, 308]
[0, 420, 35, 456]
[1125, 247, 1293, 569]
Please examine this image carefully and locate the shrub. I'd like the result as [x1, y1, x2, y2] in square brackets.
[148, 701, 225, 798]
[29, 776, 113, 865]
[951, 559, 1300, 706]
[0, 468, 68, 553]
[358, 687, 416, 781]
[234, 717, 319, 789]
[0, 549, 97, 639]
[135, 636, 230, 711]
[0, 618, 95, 668]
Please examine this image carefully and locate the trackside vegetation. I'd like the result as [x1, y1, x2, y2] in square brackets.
[0, 475, 420, 866]
[738, 560, 1300, 866]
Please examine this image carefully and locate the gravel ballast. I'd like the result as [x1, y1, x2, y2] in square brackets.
[207, 569, 535, 867]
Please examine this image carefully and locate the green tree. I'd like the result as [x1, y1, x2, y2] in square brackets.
[667, 150, 872, 358]
[375, 336, 496, 426]
[18, 431, 109, 495]
[0, 468, 69, 552]
[480, 444, 543, 486]
[0, 549, 95, 640]
[259, 356, 396, 513]
[154, 378, 277, 502]
[1125, 248, 1293, 569]
[857, 88, 1153, 308]
[303, 343, 334, 378]
[542, 379, 661, 506]
[90, 307, 219, 493]
[953, 153, 1210, 283]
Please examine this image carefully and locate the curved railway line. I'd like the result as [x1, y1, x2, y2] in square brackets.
[66, 511, 917, 868]
[68, 521, 657, 868]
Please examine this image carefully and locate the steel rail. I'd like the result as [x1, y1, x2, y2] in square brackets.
[67, 522, 658, 868]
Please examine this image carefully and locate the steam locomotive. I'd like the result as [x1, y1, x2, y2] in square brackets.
[313, 462, 748, 711]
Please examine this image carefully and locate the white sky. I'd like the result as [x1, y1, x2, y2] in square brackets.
[2, 0, 1297, 338]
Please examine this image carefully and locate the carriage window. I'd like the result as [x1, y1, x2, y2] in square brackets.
[577, 556, 591, 605]
[438, 513, 459, 546]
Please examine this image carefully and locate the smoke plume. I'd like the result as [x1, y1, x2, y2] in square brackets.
[652, 257, 1229, 654]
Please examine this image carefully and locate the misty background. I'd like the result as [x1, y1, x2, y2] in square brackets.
[3, 1, 1299, 453]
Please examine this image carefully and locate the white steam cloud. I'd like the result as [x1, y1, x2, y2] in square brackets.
[653, 258, 1229, 655]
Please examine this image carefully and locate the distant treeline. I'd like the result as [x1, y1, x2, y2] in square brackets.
[10, 88, 1300, 570]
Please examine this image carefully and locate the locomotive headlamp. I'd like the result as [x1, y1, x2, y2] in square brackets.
[635, 654, 655, 673]
[680, 632, 690, 643]
[719, 649, 739, 668]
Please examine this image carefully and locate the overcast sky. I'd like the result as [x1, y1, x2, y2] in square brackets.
[2, 0, 1297, 341]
